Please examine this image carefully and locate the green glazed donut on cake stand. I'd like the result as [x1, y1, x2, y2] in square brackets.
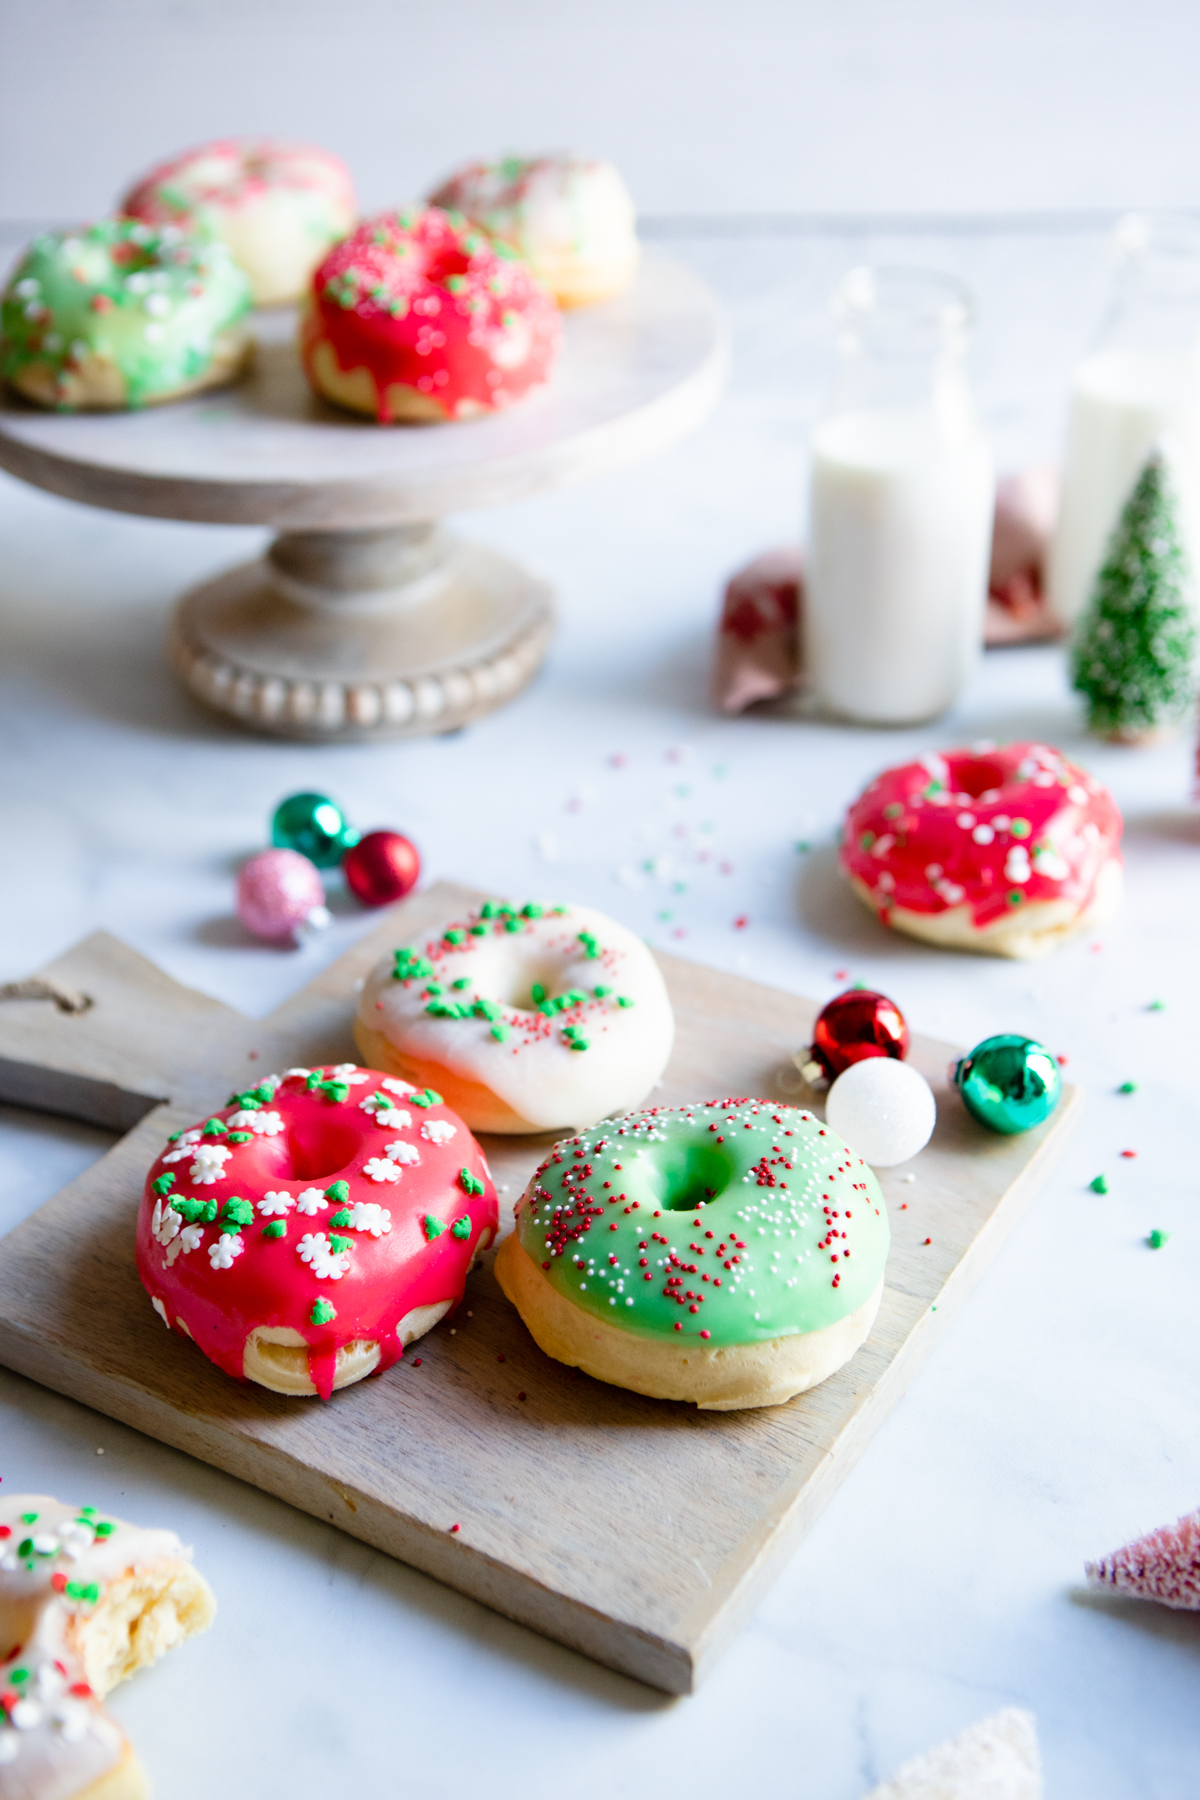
[0, 251, 726, 742]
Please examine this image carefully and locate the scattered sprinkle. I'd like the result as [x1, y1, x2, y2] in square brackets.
[1089, 1175, 1109, 1194]
[1147, 1229, 1170, 1249]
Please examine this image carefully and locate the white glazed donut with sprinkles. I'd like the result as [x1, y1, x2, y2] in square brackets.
[355, 900, 675, 1134]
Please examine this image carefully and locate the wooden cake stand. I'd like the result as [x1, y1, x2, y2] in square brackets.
[0, 253, 726, 741]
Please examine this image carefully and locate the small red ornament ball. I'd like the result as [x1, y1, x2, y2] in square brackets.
[343, 830, 421, 907]
[811, 988, 909, 1081]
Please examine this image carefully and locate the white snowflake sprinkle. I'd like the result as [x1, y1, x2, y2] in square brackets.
[189, 1144, 232, 1183]
[165, 1223, 204, 1266]
[294, 1187, 329, 1215]
[297, 1232, 351, 1279]
[283, 1067, 311, 1080]
[152, 1199, 182, 1245]
[257, 1190, 295, 1217]
[381, 1077, 415, 1095]
[208, 1233, 244, 1270]
[363, 1157, 403, 1183]
[331, 1064, 370, 1082]
[385, 1140, 420, 1165]
[345, 1201, 392, 1237]
[1005, 848, 1031, 885]
[227, 1108, 284, 1136]
[421, 1119, 457, 1145]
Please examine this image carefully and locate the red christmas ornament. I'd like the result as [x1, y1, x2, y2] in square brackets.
[343, 830, 421, 907]
[807, 988, 910, 1082]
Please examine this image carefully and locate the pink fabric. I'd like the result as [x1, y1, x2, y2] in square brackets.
[713, 467, 1064, 714]
[712, 547, 803, 713]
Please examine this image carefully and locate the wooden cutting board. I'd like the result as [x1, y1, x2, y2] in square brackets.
[0, 880, 1080, 1693]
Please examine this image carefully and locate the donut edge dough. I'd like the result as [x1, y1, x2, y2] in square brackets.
[849, 854, 1123, 960]
[352, 1019, 549, 1132]
[7, 326, 253, 412]
[73, 1744, 150, 1800]
[302, 332, 490, 424]
[240, 1289, 472, 1396]
[494, 1232, 883, 1410]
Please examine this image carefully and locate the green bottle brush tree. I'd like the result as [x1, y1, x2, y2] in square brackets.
[1070, 451, 1197, 743]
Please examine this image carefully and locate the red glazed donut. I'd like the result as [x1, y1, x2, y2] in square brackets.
[136, 1063, 498, 1398]
[300, 206, 560, 423]
[840, 741, 1123, 959]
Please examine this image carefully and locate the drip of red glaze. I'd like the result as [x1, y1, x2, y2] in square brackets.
[307, 1340, 340, 1402]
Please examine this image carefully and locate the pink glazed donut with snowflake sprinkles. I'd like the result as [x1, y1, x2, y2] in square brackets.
[136, 1064, 497, 1398]
[840, 741, 1123, 959]
[300, 206, 560, 423]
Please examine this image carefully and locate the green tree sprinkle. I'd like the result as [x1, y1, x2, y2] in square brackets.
[1070, 452, 1197, 741]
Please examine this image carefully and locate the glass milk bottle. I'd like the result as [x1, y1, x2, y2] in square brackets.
[805, 267, 995, 725]
[1049, 212, 1200, 628]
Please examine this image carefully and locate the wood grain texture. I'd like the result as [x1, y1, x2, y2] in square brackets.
[0, 881, 1080, 1692]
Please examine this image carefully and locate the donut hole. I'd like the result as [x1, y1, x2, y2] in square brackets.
[282, 1118, 362, 1182]
[478, 953, 568, 1013]
[646, 1145, 734, 1212]
[950, 757, 1008, 799]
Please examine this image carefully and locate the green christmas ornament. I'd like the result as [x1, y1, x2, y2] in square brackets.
[1070, 451, 1198, 743]
[271, 792, 358, 868]
[953, 1033, 1062, 1135]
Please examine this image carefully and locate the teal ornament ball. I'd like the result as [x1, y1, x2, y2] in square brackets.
[954, 1033, 1062, 1135]
[270, 793, 358, 869]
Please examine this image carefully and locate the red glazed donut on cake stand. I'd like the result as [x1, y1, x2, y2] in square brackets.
[840, 741, 1123, 959]
[300, 207, 561, 424]
[136, 1063, 498, 1397]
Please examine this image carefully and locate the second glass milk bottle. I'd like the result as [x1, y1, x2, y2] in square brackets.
[804, 266, 995, 725]
[1049, 211, 1200, 629]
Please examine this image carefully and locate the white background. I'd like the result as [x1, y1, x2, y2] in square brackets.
[3, 5, 1200, 1797]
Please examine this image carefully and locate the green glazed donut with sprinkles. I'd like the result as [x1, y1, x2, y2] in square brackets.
[0, 218, 252, 411]
[495, 1097, 890, 1409]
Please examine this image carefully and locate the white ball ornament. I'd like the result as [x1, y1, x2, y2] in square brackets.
[824, 1057, 936, 1168]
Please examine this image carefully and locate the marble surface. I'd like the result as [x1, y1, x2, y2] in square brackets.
[3, 219, 1200, 1797]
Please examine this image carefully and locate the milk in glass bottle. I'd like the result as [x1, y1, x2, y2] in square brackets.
[1049, 212, 1200, 628]
[805, 267, 995, 725]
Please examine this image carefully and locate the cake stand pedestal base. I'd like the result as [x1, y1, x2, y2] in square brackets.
[167, 522, 554, 741]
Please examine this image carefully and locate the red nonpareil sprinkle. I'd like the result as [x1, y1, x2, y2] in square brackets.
[50, 1572, 68, 1593]
[517, 1391, 527, 1402]
[833, 968, 850, 980]
[1056, 1053, 1068, 1066]
[923, 1237, 932, 1245]
[0, 1526, 9, 1540]
[1121, 1149, 1138, 1159]
[674, 1321, 682, 1331]
[733, 915, 749, 930]
[68, 1682, 93, 1698]
[497, 1352, 506, 1362]
[449, 1523, 460, 1533]
[412, 1358, 422, 1366]
[542, 1260, 551, 1270]
[700, 1329, 710, 1338]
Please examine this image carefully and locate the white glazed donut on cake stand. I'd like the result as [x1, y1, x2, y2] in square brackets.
[0, 252, 725, 742]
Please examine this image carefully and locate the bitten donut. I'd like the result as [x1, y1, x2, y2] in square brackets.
[495, 1098, 889, 1409]
[136, 1064, 498, 1398]
[120, 137, 357, 306]
[840, 741, 1123, 959]
[355, 900, 674, 1134]
[428, 153, 638, 308]
[300, 206, 560, 423]
[0, 1492, 215, 1797]
[0, 220, 251, 411]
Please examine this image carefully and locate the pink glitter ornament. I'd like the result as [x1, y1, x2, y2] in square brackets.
[236, 848, 331, 944]
[1086, 1505, 1200, 1610]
